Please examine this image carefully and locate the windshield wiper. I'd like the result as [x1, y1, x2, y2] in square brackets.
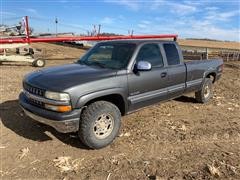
[89, 61, 107, 68]
[78, 60, 89, 65]
[78, 60, 109, 69]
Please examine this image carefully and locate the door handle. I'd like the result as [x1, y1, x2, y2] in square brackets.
[161, 72, 167, 78]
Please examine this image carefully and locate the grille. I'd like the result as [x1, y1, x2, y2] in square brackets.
[28, 98, 45, 108]
[23, 82, 45, 108]
[23, 82, 45, 97]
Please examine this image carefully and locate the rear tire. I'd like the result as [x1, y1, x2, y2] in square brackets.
[79, 101, 121, 149]
[195, 78, 213, 103]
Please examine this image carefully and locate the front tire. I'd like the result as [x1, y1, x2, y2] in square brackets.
[195, 78, 213, 103]
[79, 101, 121, 149]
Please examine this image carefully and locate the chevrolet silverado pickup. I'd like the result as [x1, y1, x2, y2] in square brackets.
[19, 39, 223, 149]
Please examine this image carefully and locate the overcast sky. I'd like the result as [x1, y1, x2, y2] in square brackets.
[1, 0, 240, 41]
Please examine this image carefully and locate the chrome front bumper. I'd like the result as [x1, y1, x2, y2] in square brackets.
[22, 107, 79, 133]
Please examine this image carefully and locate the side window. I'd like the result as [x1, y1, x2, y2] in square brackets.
[163, 44, 180, 65]
[136, 44, 164, 67]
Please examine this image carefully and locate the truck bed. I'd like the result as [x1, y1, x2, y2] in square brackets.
[184, 59, 223, 92]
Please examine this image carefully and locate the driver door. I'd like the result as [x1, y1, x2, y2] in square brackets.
[127, 43, 169, 111]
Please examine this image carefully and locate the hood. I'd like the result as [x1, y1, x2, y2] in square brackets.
[24, 63, 117, 91]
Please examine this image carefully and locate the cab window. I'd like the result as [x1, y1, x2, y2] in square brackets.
[163, 43, 180, 65]
[136, 44, 164, 67]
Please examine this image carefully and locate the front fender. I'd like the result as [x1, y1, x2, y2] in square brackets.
[75, 88, 128, 110]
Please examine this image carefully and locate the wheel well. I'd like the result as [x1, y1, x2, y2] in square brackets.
[206, 72, 216, 83]
[85, 94, 126, 115]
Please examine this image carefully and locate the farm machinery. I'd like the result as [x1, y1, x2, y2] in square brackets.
[0, 16, 177, 67]
[0, 43, 45, 67]
[0, 16, 45, 67]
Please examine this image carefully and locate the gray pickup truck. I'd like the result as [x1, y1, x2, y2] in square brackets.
[19, 40, 223, 149]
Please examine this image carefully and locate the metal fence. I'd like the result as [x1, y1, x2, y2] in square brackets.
[181, 46, 240, 61]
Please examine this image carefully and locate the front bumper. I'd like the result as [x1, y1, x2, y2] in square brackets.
[19, 92, 81, 133]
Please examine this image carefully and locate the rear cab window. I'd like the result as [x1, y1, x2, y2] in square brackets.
[136, 43, 164, 67]
[163, 43, 180, 66]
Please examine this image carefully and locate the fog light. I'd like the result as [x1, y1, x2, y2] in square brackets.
[45, 104, 72, 112]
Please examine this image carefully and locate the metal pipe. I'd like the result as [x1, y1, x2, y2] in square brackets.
[0, 34, 178, 44]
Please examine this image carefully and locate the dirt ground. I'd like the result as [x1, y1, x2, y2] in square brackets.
[0, 43, 240, 180]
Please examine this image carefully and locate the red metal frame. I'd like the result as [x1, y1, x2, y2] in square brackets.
[25, 16, 30, 44]
[0, 34, 178, 44]
[0, 16, 178, 44]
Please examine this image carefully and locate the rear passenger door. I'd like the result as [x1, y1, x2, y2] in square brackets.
[127, 43, 169, 111]
[162, 43, 186, 98]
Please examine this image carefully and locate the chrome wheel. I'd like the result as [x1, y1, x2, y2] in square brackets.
[204, 84, 210, 98]
[93, 113, 114, 139]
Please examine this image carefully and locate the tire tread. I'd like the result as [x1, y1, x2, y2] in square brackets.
[79, 101, 121, 149]
[195, 78, 213, 103]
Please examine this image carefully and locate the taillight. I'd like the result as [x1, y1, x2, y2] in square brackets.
[218, 64, 223, 72]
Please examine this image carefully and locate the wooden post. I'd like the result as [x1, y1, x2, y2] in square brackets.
[3, 49, 6, 56]
[227, 53, 229, 62]
[234, 52, 238, 61]
[206, 48, 208, 60]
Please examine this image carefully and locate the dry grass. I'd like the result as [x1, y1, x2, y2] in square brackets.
[207, 163, 221, 177]
[53, 156, 84, 173]
[18, 147, 30, 159]
[178, 39, 240, 50]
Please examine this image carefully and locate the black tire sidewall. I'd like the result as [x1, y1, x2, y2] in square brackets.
[79, 101, 121, 149]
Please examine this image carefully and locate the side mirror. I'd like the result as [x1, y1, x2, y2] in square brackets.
[136, 61, 152, 71]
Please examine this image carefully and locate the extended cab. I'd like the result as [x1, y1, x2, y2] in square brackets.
[19, 40, 223, 149]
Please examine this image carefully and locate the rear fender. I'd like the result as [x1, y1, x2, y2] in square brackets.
[202, 70, 217, 85]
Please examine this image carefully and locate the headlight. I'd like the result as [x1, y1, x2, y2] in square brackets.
[45, 91, 70, 101]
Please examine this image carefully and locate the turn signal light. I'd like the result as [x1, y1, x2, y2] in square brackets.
[45, 104, 72, 112]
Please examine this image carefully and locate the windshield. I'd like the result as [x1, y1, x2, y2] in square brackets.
[78, 43, 136, 69]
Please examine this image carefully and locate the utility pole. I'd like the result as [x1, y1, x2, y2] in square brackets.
[55, 17, 58, 36]
[93, 25, 96, 36]
[97, 24, 101, 36]
[131, 30, 134, 36]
